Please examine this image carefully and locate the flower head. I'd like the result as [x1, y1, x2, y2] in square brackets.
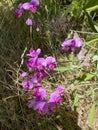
[21, 80, 33, 91]
[26, 48, 41, 57]
[15, 3, 23, 17]
[55, 85, 65, 94]
[20, 72, 28, 78]
[26, 18, 33, 26]
[15, 0, 40, 23]
[20, 47, 64, 114]
[22, 0, 39, 12]
[32, 87, 46, 100]
[31, 0, 40, 6]
[49, 86, 64, 104]
[61, 37, 83, 53]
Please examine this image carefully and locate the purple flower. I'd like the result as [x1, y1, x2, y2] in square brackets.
[28, 99, 48, 114]
[20, 72, 28, 78]
[61, 37, 83, 53]
[32, 87, 46, 100]
[27, 48, 41, 57]
[26, 18, 33, 26]
[28, 99, 45, 109]
[22, 0, 39, 11]
[37, 102, 54, 114]
[28, 87, 50, 114]
[26, 48, 56, 73]
[26, 48, 41, 71]
[20, 47, 65, 114]
[74, 38, 84, 48]
[37, 56, 56, 70]
[45, 56, 56, 69]
[22, 1, 37, 12]
[35, 101, 46, 114]
[55, 85, 65, 94]
[15, 0, 40, 26]
[28, 100, 34, 108]
[26, 57, 37, 71]
[31, 0, 40, 6]
[21, 80, 33, 90]
[49, 86, 64, 103]
[36, 58, 45, 70]
[27, 85, 64, 114]
[15, 3, 23, 17]
[49, 92, 63, 104]
[31, 73, 40, 84]
[28, 98, 53, 114]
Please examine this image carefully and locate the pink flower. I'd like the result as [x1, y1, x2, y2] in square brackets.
[32, 87, 46, 100]
[49, 92, 63, 104]
[28, 85, 64, 114]
[74, 38, 84, 48]
[61, 37, 83, 53]
[26, 57, 37, 71]
[26, 48, 41, 57]
[15, 0, 40, 21]
[22, 0, 39, 12]
[26, 18, 33, 26]
[31, 0, 40, 6]
[45, 56, 56, 69]
[49, 86, 64, 103]
[20, 72, 28, 78]
[21, 80, 33, 91]
[55, 85, 65, 94]
[20, 47, 65, 114]
[15, 3, 23, 17]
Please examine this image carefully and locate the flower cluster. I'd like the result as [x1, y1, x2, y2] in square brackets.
[15, 0, 40, 25]
[20, 48, 64, 114]
[28, 86, 64, 114]
[21, 48, 56, 90]
[61, 37, 83, 54]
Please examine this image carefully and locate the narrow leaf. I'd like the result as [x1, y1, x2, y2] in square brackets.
[55, 67, 70, 72]
[84, 0, 98, 12]
[74, 94, 79, 107]
[86, 37, 98, 45]
[85, 12, 98, 33]
[89, 103, 96, 126]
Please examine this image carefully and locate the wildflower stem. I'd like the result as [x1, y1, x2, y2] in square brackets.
[30, 26, 33, 46]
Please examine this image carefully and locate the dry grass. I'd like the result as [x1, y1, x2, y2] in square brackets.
[0, 0, 98, 130]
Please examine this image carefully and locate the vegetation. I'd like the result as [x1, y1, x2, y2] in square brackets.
[0, 0, 98, 130]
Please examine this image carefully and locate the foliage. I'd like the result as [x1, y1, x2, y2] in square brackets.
[0, 0, 98, 130]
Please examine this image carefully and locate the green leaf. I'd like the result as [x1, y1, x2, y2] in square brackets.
[86, 37, 98, 45]
[84, 0, 98, 12]
[92, 55, 98, 62]
[55, 67, 70, 72]
[85, 12, 98, 33]
[94, 25, 98, 32]
[74, 94, 79, 107]
[84, 73, 95, 81]
[89, 103, 96, 126]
